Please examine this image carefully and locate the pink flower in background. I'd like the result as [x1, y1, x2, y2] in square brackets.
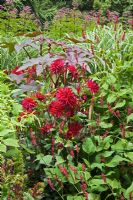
[5, 0, 13, 5]
[50, 59, 65, 74]
[23, 6, 31, 13]
[9, 8, 18, 15]
[87, 79, 99, 94]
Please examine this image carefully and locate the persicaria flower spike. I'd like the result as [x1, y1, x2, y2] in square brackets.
[87, 79, 99, 94]
[22, 97, 37, 112]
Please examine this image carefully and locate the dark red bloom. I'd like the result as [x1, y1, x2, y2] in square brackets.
[56, 87, 77, 108]
[49, 100, 64, 118]
[26, 65, 36, 83]
[59, 165, 69, 178]
[40, 123, 53, 134]
[22, 97, 37, 112]
[66, 122, 82, 139]
[34, 92, 45, 101]
[27, 65, 36, 75]
[87, 79, 99, 94]
[47, 178, 55, 190]
[11, 66, 24, 75]
[67, 65, 78, 78]
[50, 59, 65, 74]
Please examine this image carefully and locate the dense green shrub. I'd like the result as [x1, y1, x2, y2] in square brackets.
[6, 20, 132, 199]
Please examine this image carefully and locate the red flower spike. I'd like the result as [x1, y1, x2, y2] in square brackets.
[59, 165, 69, 178]
[101, 173, 107, 183]
[30, 129, 37, 146]
[87, 79, 99, 94]
[50, 59, 65, 74]
[70, 150, 75, 158]
[11, 66, 24, 75]
[69, 165, 77, 174]
[82, 163, 86, 172]
[22, 97, 37, 112]
[47, 178, 55, 190]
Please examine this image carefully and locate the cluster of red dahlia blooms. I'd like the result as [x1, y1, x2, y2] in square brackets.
[49, 87, 78, 118]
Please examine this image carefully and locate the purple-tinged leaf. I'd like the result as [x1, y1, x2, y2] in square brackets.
[9, 74, 24, 84]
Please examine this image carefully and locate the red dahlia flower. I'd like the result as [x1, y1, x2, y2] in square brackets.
[22, 97, 37, 112]
[50, 59, 65, 74]
[34, 92, 45, 101]
[66, 122, 82, 139]
[11, 66, 24, 75]
[87, 79, 99, 94]
[56, 87, 77, 108]
[40, 123, 53, 134]
[67, 65, 78, 78]
[49, 100, 64, 118]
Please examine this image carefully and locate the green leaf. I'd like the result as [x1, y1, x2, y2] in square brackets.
[21, 144, 35, 154]
[55, 156, 65, 165]
[107, 94, 117, 103]
[100, 122, 112, 129]
[3, 138, 19, 147]
[111, 139, 133, 152]
[82, 138, 96, 154]
[36, 154, 52, 165]
[124, 152, 133, 161]
[108, 75, 116, 84]
[107, 179, 121, 189]
[23, 192, 35, 200]
[91, 163, 104, 170]
[124, 182, 133, 199]
[67, 196, 85, 200]
[88, 193, 100, 200]
[113, 100, 126, 109]
[127, 113, 133, 123]
[106, 155, 129, 167]
[0, 143, 6, 152]
[0, 129, 14, 137]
